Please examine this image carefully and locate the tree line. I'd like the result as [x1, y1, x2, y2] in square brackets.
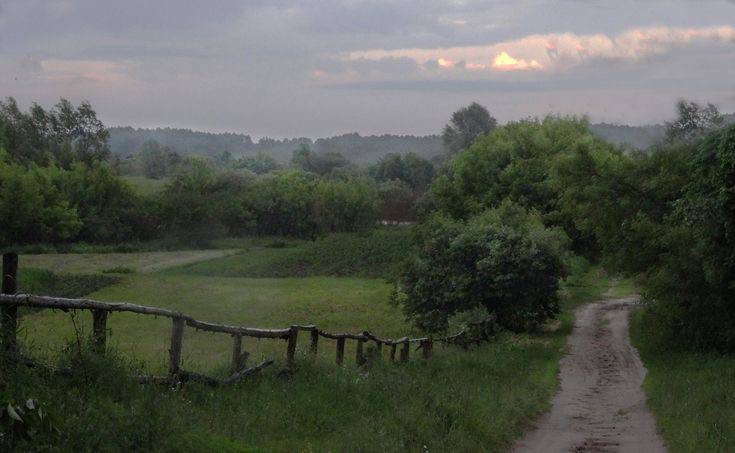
[395, 100, 735, 354]
[0, 97, 437, 246]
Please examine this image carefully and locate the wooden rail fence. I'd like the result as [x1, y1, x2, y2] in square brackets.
[0, 253, 494, 386]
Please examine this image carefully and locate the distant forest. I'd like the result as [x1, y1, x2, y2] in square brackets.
[108, 128, 445, 164]
[108, 114, 735, 164]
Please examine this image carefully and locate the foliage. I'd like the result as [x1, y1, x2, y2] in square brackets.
[442, 102, 497, 155]
[0, 97, 109, 168]
[665, 100, 724, 143]
[136, 140, 182, 179]
[0, 154, 81, 245]
[377, 179, 416, 223]
[234, 152, 280, 174]
[290, 144, 350, 176]
[313, 177, 377, 232]
[397, 202, 569, 332]
[370, 152, 435, 191]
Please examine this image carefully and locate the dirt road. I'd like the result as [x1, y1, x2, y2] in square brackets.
[514, 297, 666, 453]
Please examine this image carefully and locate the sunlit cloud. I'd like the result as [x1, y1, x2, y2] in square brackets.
[344, 25, 735, 73]
[437, 57, 455, 68]
[491, 52, 542, 71]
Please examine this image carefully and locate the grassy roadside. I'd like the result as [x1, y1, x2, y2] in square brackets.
[630, 310, 735, 452]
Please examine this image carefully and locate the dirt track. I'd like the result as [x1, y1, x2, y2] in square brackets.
[514, 297, 666, 452]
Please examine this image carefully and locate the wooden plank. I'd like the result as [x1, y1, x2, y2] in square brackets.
[91, 309, 108, 353]
[355, 338, 365, 366]
[168, 317, 186, 380]
[223, 360, 274, 385]
[318, 331, 366, 341]
[309, 329, 319, 358]
[286, 326, 298, 370]
[336, 337, 345, 366]
[1, 253, 18, 358]
[400, 340, 410, 363]
[187, 318, 290, 338]
[0, 293, 184, 319]
[390, 343, 397, 362]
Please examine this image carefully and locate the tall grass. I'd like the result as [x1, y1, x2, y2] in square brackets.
[630, 310, 735, 452]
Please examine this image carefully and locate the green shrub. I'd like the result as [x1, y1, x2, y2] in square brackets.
[396, 202, 569, 332]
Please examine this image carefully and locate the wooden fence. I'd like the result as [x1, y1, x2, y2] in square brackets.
[0, 253, 494, 386]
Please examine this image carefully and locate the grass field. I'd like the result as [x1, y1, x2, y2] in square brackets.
[5, 235, 615, 451]
[630, 310, 735, 452]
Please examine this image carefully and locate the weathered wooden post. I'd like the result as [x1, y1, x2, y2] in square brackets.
[168, 317, 185, 381]
[421, 339, 433, 359]
[231, 333, 245, 373]
[375, 341, 383, 360]
[91, 309, 108, 353]
[286, 326, 298, 370]
[389, 343, 397, 362]
[400, 340, 410, 363]
[309, 329, 319, 359]
[336, 337, 345, 366]
[355, 338, 365, 366]
[1, 253, 19, 359]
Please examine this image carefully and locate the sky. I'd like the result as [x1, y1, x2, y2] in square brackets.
[1, 0, 734, 138]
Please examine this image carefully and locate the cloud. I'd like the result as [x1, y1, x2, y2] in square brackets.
[344, 25, 735, 73]
[491, 52, 542, 71]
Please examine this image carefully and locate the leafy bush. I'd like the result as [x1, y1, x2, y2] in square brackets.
[396, 202, 569, 332]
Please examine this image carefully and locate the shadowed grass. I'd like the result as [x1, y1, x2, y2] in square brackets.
[630, 310, 735, 452]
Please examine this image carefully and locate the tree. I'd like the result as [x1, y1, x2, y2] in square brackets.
[313, 177, 378, 232]
[236, 152, 280, 174]
[377, 179, 416, 224]
[0, 97, 110, 167]
[397, 202, 568, 332]
[665, 100, 724, 143]
[442, 102, 497, 155]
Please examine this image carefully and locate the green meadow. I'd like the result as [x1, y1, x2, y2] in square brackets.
[5, 233, 613, 451]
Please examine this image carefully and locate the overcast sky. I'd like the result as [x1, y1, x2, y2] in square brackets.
[2, 0, 734, 137]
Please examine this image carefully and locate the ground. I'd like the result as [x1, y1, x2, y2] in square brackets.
[5, 236, 613, 451]
[514, 295, 665, 452]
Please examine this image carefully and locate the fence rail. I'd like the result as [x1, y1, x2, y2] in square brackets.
[0, 253, 494, 386]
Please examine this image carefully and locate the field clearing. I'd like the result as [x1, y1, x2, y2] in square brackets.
[20, 273, 400, 373]
[20, 249, 240, 274]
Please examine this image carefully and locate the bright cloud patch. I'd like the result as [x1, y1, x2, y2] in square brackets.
[491, 52, 542, 71]
[344, 25, 735, 73]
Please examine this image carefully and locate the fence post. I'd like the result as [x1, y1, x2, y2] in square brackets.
[390, 343, 397, 362]
[286, 326, 298, 370]
[336, 337, 345, 366]
[376, 341, 383, 360]
[400, 340, 409, 363]
[91, 309, 108, 353]
[168, 317, 185, 382]
[355, 338, 365, 366]
[231, 334, 244, 374]
[1, 253, 18, 359]
[421, 339, 433, 359]
[309, 329, 319, 359]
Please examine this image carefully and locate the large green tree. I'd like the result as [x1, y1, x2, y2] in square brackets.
[442, 102, 497, 155]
